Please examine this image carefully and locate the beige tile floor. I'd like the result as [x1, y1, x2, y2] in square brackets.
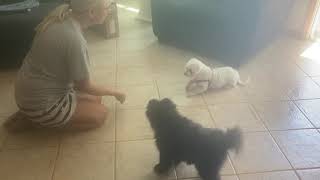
[1, 5, 320, 180]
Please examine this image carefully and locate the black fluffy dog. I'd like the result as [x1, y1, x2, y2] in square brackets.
[146, 98, 242, 180]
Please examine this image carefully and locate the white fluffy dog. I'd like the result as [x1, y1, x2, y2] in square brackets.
[184, 58, 249, 96]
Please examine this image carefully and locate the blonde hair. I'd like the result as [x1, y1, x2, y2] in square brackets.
[34, 0, 100, 38]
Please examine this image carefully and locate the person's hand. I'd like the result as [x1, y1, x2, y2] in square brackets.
[114, 92, 126, 104]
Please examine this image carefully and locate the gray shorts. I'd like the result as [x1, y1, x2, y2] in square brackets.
[19, 92, 77, 128]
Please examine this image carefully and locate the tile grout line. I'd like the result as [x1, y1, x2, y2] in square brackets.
[114, 108, 117, 180]
[228, 103, 272, 175]
[292, 100, 320, 177]
[177, 174, 239, 180]
[251, 104, 302, 180]
[235, 168, 299, 175]
[291, 97, 320, 101]
[293, 59, 312, 78]
[202, 96, 218, 128]
[114, 38, 118, 180]
[295, 166, 320, 171]
[269, 127, 319, 131]
[50, 140, 61, 180]
[117, 137, 155, 142]
[250, 103, 283, 133]
[203, 97, 239, 176]
[115, 38, 119, 90]
[310, 76, 320, 88]
[154, 79, 161, 100]
[285, 76, 320, 101]
[208, 101, 271, 176]
[292, 100, 318, 129]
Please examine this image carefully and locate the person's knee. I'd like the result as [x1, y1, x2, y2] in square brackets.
[97, 96, 103, 104]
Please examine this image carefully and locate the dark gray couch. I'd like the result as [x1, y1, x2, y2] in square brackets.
[0, 0, 61, 68]
[151, 0, 293, 66]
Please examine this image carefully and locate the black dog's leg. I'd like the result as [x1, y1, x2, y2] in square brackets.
[154, 149, 173, 174]
[174, 159, 182, 166]
[195, 162, 220, 180]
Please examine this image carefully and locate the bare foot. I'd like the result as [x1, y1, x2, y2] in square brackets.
[3, 112, 36, 133]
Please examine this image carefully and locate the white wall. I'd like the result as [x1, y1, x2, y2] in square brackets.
[287, 0, 312, 34]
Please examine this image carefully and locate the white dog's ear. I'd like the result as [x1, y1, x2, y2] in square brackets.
[184, 68, 192, 77]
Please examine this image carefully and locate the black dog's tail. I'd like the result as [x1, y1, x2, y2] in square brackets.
[225, 127, 243, 154]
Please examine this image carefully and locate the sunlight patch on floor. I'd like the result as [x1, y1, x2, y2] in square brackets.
[301, 42, 320, 64]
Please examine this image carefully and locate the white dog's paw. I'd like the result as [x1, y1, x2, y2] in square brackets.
[186, 90, 202, 97]
[186, 91, 195, 97]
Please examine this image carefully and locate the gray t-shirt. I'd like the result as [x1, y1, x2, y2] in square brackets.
[15, 18, 90, 110]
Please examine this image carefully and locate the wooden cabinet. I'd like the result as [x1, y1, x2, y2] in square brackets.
[92, 2, 119, 39]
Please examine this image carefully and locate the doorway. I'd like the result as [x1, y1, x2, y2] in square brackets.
[307, 0, 320, 40]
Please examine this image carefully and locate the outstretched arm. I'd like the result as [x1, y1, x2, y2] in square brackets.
[75, 79, 126, 103]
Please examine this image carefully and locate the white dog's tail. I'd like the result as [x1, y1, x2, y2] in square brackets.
[238, 77, 250, 86]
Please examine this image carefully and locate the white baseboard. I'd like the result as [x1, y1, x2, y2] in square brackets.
[135, 15, 152, 22]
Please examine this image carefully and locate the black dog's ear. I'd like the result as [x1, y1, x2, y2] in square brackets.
[161, 98, 172, 104]
[161, 98, 176, 109]
[148, 99, 159, 105]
